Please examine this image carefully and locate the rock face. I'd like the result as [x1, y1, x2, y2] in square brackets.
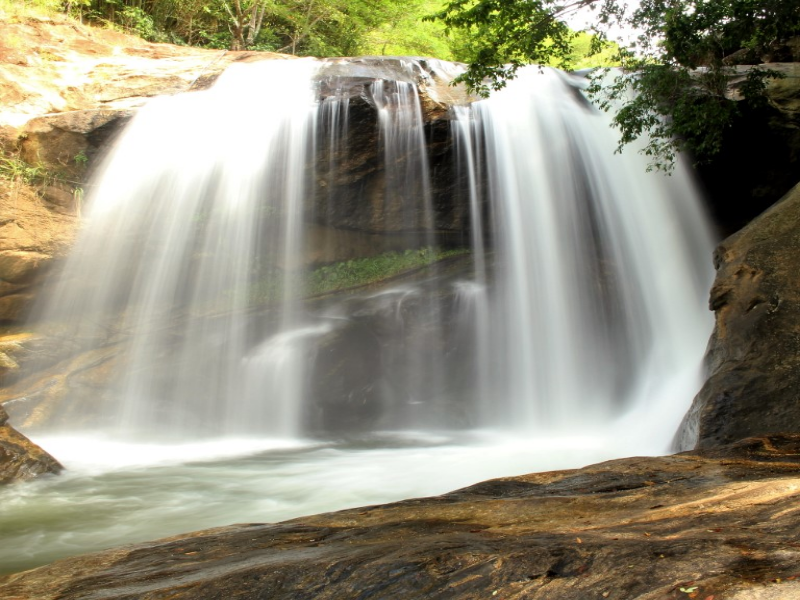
[1, 434, 799, 599]
[677, 181, 800, 449]
[309, 57, 471, 240]
[0, 181, 78, 323]
[0, 403, 61, 484]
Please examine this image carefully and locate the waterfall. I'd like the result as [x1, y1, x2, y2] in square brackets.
[0, 57, 718, 574]
[24, 59, 714, 449]
[31, 59, 322, 438]
[467, 68, 714, 439]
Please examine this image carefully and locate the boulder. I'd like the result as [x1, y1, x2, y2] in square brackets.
[1, 434, 798, 598]
[18, 109, 131, 180]
[0, 249, 50, 283]
[0, 403, 62, 484]
[677, 181, 800, 449]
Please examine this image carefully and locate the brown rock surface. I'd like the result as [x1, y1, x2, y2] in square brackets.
[0, 180, 78, 322]
[0, 16, 280, 132]
[0, 402, 61, 484]
[1, 435, 799, 599]
[678, 182, 800, 449]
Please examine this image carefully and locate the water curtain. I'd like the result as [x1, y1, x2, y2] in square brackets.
[28, 58, 714, 450]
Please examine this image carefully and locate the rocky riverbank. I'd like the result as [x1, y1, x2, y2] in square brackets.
[1, 434, 799, 599]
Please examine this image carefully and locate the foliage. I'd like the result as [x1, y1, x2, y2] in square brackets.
[568, 32, 620, 70]
[426, 0, 580, 95]
[428, 0, 800, 170]
[247, 247, 469, 307]
[38, 0, 457, 58]
[0, 152, 85, 198]
[118, 6, 161, 41]
[0, 155, 48, 186]
[0, 0, 64, 18]
[361, 0, 455, 59]
[74, 150, 89, 167]
[305, 247, 468, 296]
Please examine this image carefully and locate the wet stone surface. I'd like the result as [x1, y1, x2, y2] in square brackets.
[0, 403, 61, 484]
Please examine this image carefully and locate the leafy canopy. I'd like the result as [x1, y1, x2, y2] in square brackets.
[429, 0, 800, 170]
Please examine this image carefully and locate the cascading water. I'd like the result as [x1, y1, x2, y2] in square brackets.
[29, 59, 322, 438]
[465, 68, 714, 436]
[0, 58, 715, 574]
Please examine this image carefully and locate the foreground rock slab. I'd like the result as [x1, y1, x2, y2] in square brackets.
[2, 435, 799, 599]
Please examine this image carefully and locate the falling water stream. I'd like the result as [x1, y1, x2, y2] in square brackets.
[0, 58, 714, 574]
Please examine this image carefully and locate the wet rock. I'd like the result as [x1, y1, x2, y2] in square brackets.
[306, 319, 385, 432]
[677, 181, 800, 449]
[0, 403, 62, 484]
[1, 434, 799, 598]
[306, 256, 480, 433]
[311, 63, 469, 238]
[0, 181, 77, 322]
[18, 109, 132, 180]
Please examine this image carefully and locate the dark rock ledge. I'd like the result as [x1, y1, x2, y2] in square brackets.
[2, 434, 799, 600]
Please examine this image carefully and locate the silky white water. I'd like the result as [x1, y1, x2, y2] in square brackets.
[471, 68, 714, 431]
[1, 427, 673, 575]
[1, 59, 715, 574]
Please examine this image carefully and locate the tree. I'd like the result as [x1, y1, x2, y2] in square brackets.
[429, 0, 800, 170]
[362, 0, 455, 59]
[213, 0, 270, 51]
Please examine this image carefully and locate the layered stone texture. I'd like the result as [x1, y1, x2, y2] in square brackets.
[678, 181, 800, 449]
[0, 403, 61, 484]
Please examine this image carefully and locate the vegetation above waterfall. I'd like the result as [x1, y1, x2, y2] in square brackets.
[430, 0, 800, 170]
[4, 0, 796, 175]
[1, 0, 617, 68]
[2, 0, 455, 58]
